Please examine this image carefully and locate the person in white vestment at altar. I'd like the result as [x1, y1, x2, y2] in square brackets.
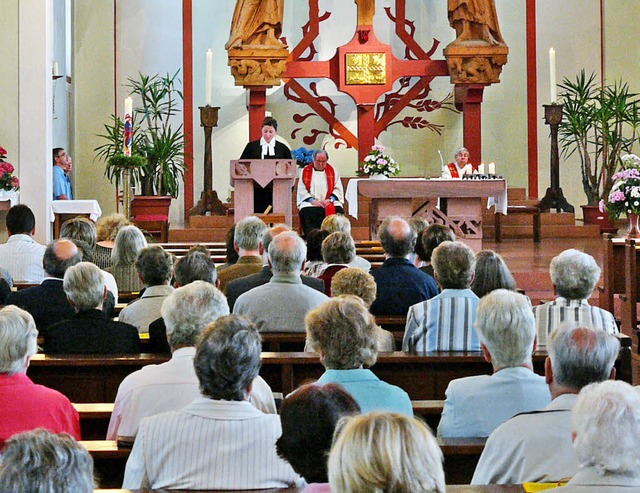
[297, 150, 344, 237]
[442, 147, 477, 179]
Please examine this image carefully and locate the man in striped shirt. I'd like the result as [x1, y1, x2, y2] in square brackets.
[123, 315, 299, 490]
[403, 240, 481, 352]
[533, 249, 618, 348]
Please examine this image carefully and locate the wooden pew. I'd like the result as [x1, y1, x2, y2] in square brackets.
[599, 233, 625, 314]
[621, 238, 640, 354]
[29, 335, 632, 404]
[75, 401, 444, 442]
[95, 487, 525, 493]
[84, 436, 487, 488]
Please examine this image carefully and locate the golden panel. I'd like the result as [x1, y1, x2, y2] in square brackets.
[346, 53, 386, 85]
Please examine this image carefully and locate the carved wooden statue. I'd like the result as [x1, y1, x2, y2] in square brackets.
[226, 0, 287, 50]
[448, 0, 505, 46]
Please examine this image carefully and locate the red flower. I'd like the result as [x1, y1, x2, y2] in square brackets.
[0, 146, 7, 156]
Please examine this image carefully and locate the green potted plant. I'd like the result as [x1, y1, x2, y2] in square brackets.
[558, 70, 640, 227]
[95, 71, 186, 217]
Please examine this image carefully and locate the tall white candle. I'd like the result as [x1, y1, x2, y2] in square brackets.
[124, 97, 133, 118]
[206, 49, 213, 106]
[549, 47, 557, 103]
[478, 163, 485, 175]
[53, 62, 60, 77]
[488, 162, 496, 175]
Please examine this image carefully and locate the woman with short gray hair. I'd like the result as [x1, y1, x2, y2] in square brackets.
[306, 296, 412, 416]
[533, 249, 618, 347]
[0, 429, 94, 492]
[0, 305, 81, 446]
[319, 232, 355, 296]
[106, 225, 147, 292]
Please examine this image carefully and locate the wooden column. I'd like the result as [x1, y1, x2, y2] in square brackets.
[459, 84, 486, 163]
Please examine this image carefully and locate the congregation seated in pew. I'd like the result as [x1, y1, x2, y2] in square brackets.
[43, 262, 139, 355]
[108, 281, 275, 442]
[472, 326, 620, 485]
[437, 289, 551, 438]
[533, 249, 618, 348]
[122, 315, 299, 490]
[404, 240, 481, 352]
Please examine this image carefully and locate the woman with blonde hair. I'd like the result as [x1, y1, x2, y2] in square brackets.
[94, 213, 132, 269]
[328, 412, 445, 493]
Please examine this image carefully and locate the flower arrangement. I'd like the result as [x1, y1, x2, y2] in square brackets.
[600, 153, 640, 219]
[292, 147, 314, 168]
[360, 144, 400, 177]
[0, 146, 19, 192]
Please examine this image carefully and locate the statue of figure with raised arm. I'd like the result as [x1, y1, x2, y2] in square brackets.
[448, 0, 505, 46]
[226, 0, 287, 50]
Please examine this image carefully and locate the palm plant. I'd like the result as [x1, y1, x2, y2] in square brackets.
[559, 70, 640, 206]
[95, 71, 186, 198]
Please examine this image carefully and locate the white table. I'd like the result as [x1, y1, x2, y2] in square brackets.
[50, 199, 102, 238]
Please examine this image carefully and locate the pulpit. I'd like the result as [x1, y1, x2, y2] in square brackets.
[230, 159, 296, 225]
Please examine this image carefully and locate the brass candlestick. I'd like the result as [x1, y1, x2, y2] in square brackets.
[189, 105, 228, 216]
[539, 103, 574, 213]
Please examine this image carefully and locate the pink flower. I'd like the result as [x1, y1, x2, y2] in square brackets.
[610, 190, 627, 203]
[0, 146, 6, 156]
[599, 200, 606, 213]
[1, 162, 14, 174]
[11, 177, 19, 188]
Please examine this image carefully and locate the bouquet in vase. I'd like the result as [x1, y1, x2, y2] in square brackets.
[360, 144, 400, 177]
[600, 153, 640, 219]
[0, 146, 19, 191]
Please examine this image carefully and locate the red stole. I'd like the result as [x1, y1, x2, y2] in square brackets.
[302, 164, 337, 215]
[447, 162, 477, 177]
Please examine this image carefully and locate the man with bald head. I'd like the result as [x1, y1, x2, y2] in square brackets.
[225, 224, 324, 311]
[472, 326, 620, 485]
[233, 231, 329, 332]
[369, 217, 438, 316]
[6, 239, 82, 332]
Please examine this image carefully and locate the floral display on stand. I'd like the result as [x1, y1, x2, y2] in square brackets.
[292, 147, 314, 168]
[600, 153, 640, 236]
[0, 146, 19, 192]
[360, 144, 401, 178]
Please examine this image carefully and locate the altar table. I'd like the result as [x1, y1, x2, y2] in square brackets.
[345, 178, 507, 251]
[49, 199, 102, 238]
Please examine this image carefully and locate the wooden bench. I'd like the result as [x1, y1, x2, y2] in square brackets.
[94, 487, 524, 493]
[75, 400, 444, 441]
[599, 234, 626, 314]
[621, 238, 640, 355]
[84, 436, 487, 488]
[30, 336, 631, 404]
[494, 205, 541, 243]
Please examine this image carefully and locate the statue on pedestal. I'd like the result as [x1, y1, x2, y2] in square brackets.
[448, 0, 505, 47]
[226, 0, 287, 50]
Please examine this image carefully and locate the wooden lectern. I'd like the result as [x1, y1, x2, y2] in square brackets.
[230, 159, 296, 225]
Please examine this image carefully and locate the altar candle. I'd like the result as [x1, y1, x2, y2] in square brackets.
[478, 163, 485, 175]
[53, 62, 59, 77]
[124, 97, 133, 157]
[488, 162, 496, 175]
[464, 164, 472, 176]
[206, 49, 213, 106]
[549, 48, 557, 103]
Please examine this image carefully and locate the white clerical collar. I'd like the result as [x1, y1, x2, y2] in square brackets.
[260, 137, 276, 158]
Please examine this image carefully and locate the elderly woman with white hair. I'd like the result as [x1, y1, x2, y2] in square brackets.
[0, 429, 94, 492]
[328, 412, 445, 493]
[545, 380, 640, 492]
[306, 296, 412, 416]
[43, 262, 140, 354]
[533, 249, 618, 347]
[0, 305, 80, 447]
[106, 225, 148, 292]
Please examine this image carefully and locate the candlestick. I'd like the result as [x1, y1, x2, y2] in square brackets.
[123, 97, 133, 157]
[549, 48, 557, 103]
[206, 49, 213, 106]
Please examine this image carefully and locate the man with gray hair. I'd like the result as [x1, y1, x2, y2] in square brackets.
[122, 315, 299, 489]
[0, 429, 94, 492]
[472, 326, 620, 485]
[217, 215, 267, 293]
[43, 262, 140, 354]
[109, 281, 276, 441]
[403, 240, 479, 351]
[234, 231, 329, 332]
[437, 289, 551, 437]
[546, 380, 640, 492]
[370, 217, 438, 316]
[533, 249, 618, 347]
[225, 224, 324, 311]
[6, 238, 82, 332]
[119, 245, 174, 333]
[0, 305, 80, 447]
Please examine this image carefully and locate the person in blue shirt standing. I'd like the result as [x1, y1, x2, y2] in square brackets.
[53, 147, 73, 200]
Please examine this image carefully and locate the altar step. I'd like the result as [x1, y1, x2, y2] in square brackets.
[482, 188, 601, 240]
